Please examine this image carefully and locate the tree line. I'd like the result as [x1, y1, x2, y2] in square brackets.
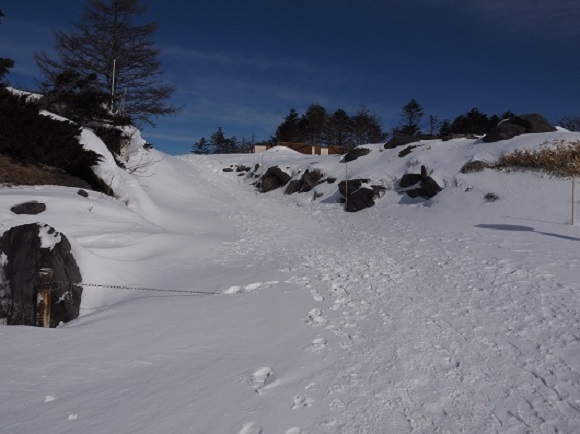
[192, 100, 523, 154]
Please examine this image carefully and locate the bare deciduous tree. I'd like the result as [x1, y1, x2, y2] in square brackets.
[35, 0, 179, 126]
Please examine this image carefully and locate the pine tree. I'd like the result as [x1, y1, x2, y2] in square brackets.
[272, 108, 304, 143]
[398, 99, 424, 137]
[438, 119, 452, 137]
[192, 137, 210, 154]
[352, 106, 385, 145]
[35, 0, 177, 126]
[427, 114, 439, 137]
[302, 103, 329, 145]
[0, 9, 15, 83]
[328, 108, 353, 148]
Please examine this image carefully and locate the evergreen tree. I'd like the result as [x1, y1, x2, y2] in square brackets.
[451, 108, 490, 135]
[352, 106, 385, 145]
[302, 103, 329, 145]
[35, 0, 177, 126]
[192, 137, 210, 154]
[501, 110, 516, 120]
[0, 9, 14, 83]
[328, 108, 353, 148]
[40, 69, 112, 123]
[398, 99, 424, 136]
[438, 119, 452, 137]
[427, 114, 439, 137]
[272, 108, 303, 143]
[210, 127, 238, 154]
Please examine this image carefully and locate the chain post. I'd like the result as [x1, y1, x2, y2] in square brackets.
[38, 268, 54, 328]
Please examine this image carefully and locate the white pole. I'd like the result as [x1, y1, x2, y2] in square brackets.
[572, 176, 575, 225]
[345, 160, 348, 210]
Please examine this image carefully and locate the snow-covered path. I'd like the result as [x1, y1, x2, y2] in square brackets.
[179, 157, 580, 433]
[2, 149, 580, 434]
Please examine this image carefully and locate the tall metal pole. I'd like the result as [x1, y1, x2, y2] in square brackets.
[111, 59, 117, 113]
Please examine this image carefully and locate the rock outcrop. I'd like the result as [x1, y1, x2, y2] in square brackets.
[338, 179, 387, 212]
[258, 166, 291, 193]
[341, 147, 371, 163]
[284, 169, 327, 195]
[398, 165, 442, 199]
[484, 114, 556, 143]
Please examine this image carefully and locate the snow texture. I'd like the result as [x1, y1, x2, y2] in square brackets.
[1, 124, 580, 433]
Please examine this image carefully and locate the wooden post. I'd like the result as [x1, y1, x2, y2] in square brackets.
[38, 268, 54, 328]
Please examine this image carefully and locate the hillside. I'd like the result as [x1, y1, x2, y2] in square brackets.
[1, 125, 580, 433]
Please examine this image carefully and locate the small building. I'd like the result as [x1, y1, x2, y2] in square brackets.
[253, 142, 343, 155]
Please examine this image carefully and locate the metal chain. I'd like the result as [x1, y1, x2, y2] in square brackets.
[51, 280, 217, 296]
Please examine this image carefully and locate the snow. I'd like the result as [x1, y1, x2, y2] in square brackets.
[2, 125, 580, 433]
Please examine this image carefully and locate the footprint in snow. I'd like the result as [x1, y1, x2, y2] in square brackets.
[251, 367, 277, 393]
[237, 422, 263, 434]
[310, 289, 324, 302]
[306, 308, 326, 326]
[224, 281, 280, 295]
[304, 338, 327, 352]
[292, 393, 314, 409]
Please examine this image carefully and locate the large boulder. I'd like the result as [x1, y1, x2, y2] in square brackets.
[385, 134, 419, 149]
[342, 147, 371, 163]
[398, 165, 442, 199]
[338, 179, 386, 212]
[0, 223, 83, 327]
[10, 201, 46, 215]
[258, 166, 291, 193]
[484, 114, 556, 143]
[284, 169, 325, 195]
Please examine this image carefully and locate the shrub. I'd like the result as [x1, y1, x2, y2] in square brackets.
[0, 87, 107, 192]
[495, 140, 580, 177]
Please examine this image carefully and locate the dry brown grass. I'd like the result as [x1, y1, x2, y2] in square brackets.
[0, 154, 91, 188]
[495, 139, 580, 177]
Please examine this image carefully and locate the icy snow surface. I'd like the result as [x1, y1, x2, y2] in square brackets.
[2, 130, 580, 433]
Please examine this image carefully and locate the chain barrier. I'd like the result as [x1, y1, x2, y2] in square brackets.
[51, 280, 218, 296]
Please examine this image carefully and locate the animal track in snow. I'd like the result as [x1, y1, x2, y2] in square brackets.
[237, 422, 263, 434]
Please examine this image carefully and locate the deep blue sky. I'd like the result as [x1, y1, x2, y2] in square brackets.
[2, 0, 579, 155]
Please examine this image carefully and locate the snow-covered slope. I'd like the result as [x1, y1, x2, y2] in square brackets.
[2, 129, 580, 434]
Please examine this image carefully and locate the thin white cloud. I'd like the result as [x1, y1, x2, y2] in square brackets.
[464, 0, 580, 37]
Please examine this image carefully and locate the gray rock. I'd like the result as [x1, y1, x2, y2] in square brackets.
[10, 201, 46, 215]
[342, 147, 371, 163]
[258, 166, 291, 193]
[484, 113, 556, 143]
[399, 174, 421, 188]
[461, 160, 491, 174]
